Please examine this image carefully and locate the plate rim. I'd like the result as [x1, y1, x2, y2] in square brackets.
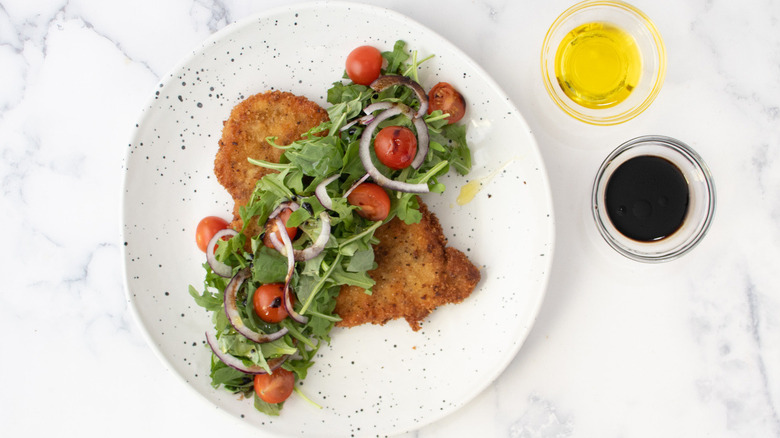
[120, 1, 556, 435]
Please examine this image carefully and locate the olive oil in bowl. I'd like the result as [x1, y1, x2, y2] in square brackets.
[541, 1, 666, 124]
[554, 22, 642, 109]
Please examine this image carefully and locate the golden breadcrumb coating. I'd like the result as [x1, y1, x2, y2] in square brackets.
[214, 90, 329, 235]
[334, 201, 481, 331]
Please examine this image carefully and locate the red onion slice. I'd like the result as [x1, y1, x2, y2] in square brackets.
[268, 231, 286, 255]
[276, 218, 309, 325]
[358, 114, 375, 125]
[265, 200, 300, 255]
[363, 101, 395, 115]
[314, 174, 340, 210]
[340, 103, 393, 131]
[207, 228, 238, 278]
[205, 331, 288, 375]
[359, 105, 429, 194]
[357, 102, 396, 126]
[411, 116, 429, 169]
[269, 200, 300, 220]
[343, 173, 370, 198]
[275, 218, 295, 277]
[223, 267, 289, 344]
[370, 75, 429, 118]
[270, 212, 332, 262]
[340, 119, 359, 132]
[294, 212, 331, 261]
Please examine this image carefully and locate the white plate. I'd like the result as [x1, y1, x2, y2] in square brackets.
[122, 1, 554, 436]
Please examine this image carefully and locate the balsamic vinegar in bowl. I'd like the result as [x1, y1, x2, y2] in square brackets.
[604, 155, 689, 242]
[592, 136, 715, 262]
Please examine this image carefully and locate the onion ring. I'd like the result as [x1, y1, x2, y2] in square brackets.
[411, 116, 429, 169]
[205, 331, 288, 375]
[314, 174, 341, 210]
[363, 101, 395, 115]
[269, 200, 300, 220]
[206, 228, 238, 278]
[275, 218, 309, 325]
[359, 104, 429, 193]
[341, 103, 393, 131]
[339, 119, 359, 132]
[293, 212, 331, 261]
[223, 267, 289, 344]
[268, 231, 286, 255]
[343, 173, 370, 198]
[270, 212, 332, 262]
[264, 199, 300, 254]
[370, 75, 429, 118]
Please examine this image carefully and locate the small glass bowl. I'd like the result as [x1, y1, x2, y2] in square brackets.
[592, 136, 716, 262]
[541, 1, 666, 125]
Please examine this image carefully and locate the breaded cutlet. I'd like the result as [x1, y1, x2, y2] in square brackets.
[334, 201, 481, 331]
[214, 90, 329, 235]
[214, 90, 480, 331]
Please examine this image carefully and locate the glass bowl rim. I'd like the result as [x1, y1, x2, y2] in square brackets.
[591, 135, 716, 262]
[541, 0, 667, 126]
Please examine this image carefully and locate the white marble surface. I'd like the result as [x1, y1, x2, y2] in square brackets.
[1, 0, 779, 436]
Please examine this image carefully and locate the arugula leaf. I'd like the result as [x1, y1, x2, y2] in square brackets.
[383, 40, 410, 74]
[251, 247, 289, 284]
[256, 169, 294, 199]
[214, 233, 248, 268]
[327, 82, 371, 106]
[442, 123, 472, 175]
[286, 206, 311, 228]
[346, 247, 375, 272]
[394, 193, 422, 224]
[188, 285, 222, 311]
[210, 354, 253, 392]
[254, 392, 283, 416]
[285, 137, 343, 177]
[329, 263, 375, 290]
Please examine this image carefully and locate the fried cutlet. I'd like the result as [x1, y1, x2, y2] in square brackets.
[214, 90, 329, 234]
[214, 90, 480, 331]
[334, 201, 481, 331]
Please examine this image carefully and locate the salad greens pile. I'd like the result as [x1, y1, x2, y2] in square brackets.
[189, 40, 472, 415]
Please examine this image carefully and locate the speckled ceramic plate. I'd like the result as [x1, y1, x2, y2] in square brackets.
[122, 2, 554, 436]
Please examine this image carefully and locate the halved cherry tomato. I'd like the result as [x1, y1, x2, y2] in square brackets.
[263, 208, 298, 248]
[347, 182, 391, 221]
[254, 368, 295, 404]
[253, 283, 290, 324]
[195, 216, 229, 252]
[374, 126, 417, 170]
[427, 82, 466, 124]
[345, 45, 383, 86]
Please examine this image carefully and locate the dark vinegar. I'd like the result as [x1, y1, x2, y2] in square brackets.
[605, 155, 689, 242]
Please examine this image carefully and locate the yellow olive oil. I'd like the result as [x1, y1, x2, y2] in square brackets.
[554, 22, 642, 109]
[455, 159, 516, 206]
[456, 180, 482, 206]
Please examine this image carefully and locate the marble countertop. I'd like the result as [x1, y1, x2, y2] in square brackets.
[2, 0, 779, 437]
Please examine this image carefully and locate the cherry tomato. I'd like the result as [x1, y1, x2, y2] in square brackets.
[195, 216, 229, 252]
[253, 283, 290, 324]
[345, 45, 383, 86]
[347, 183, 391, 221]
[427, 82, 466, 124]
[254, 368, 295, 404]
[374, 126, 417, 170]
[263, 208, 298, 249]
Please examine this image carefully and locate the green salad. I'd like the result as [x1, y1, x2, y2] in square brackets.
[189, 40, 472, 415]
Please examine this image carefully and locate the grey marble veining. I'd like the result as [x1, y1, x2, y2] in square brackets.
[1, 0, 779, 437]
